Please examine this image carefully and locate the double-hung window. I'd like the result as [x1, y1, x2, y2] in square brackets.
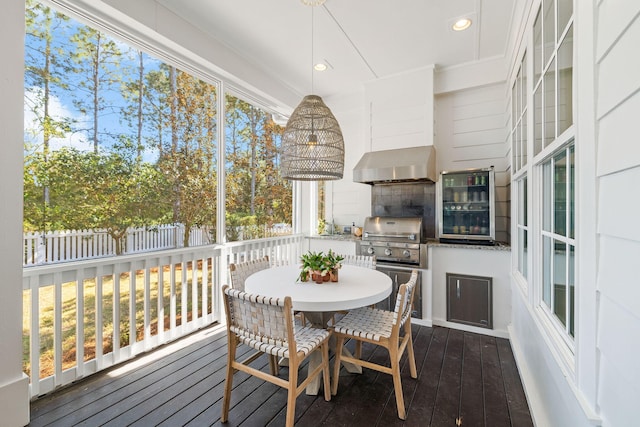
[513, 0, 575, 348]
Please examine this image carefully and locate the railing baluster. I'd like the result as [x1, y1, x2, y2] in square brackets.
[54, 272, 63, 387]
[76, 275, 84, 378]
[129, 266, 136, 349]
[113, 270, 121, 362]
[170, 262, 176, 336]
[144, 263, 151, 351]
[29, 277, 40, 396]
[95, 267, 103, 370]
[158, 263, 165, 341]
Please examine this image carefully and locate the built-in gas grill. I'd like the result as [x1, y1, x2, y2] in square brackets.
[359, 216, 426, 319]
[359, 216, 427, 268]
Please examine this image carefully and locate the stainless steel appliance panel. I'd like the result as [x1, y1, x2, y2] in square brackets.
[374, 266, 422, 319]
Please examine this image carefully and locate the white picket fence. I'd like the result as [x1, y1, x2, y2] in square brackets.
[23, 223, 292, 266]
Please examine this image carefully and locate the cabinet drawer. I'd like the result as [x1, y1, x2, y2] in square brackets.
[446, 273, 492, 329]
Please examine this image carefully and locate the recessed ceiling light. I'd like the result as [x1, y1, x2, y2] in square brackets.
[314, 63, 327, 71]
[452, 18, 472, 31]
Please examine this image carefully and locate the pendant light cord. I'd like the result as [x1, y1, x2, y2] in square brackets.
[311, 5, 314, 95]
[310, 5, 315, 137]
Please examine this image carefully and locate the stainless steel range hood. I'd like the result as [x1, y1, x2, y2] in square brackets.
[353, 146, 437, 184]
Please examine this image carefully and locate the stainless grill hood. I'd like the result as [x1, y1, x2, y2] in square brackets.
[353, 146, 437, 184]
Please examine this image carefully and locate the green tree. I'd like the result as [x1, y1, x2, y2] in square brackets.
[24, 0, 74, 232]
[24, 147, 170, 253]
[158, 70, 217, 246]
[69, 24, 124, 153]
[225, 95, 291, 240]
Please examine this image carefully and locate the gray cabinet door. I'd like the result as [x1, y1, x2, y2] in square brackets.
[446, 273, 492, 329]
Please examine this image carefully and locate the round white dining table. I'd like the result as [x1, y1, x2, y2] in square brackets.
[244, 264, 392, 313]
[245, 263, 392, 395]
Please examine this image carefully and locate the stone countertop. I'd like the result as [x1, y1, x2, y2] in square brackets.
[427, 240, 511, 251]
[307, 234, 362, 241]
[307, 235, 510, 251]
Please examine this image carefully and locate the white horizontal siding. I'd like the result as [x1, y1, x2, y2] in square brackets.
[435, 83, 511, 243]
[598, 167, 640, 242]
[595, 2, 640, 426]
[597, 235, 640, 317]
[596, 11, 640, 120]
[597, 90, 640, 176]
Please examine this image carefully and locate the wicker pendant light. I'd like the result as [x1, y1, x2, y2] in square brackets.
[281, 1, 344, 181]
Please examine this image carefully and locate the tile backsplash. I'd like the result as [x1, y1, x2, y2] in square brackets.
[371, 182, 436, 239]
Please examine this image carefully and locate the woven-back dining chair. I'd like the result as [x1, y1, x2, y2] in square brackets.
[228, 255, 271, 292]
[330, 270, 419, 420]
[221, 285, 332, 427]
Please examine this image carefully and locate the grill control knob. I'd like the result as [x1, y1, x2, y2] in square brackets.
[402, 249, 411, 258]
[367, 247, 375, 255]
[384, 248, 393, 256]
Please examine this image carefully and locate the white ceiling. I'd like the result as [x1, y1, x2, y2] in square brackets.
[156, 0, 520, 101]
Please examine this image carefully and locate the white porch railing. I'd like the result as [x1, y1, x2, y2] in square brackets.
[22, 234, 304, 398]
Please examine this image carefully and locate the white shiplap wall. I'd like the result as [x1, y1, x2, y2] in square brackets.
[434, 83, 511, 243]
[594, 0, 640, 425]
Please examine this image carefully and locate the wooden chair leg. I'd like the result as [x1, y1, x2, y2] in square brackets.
[322, 341, 331, 401]
[331, 335, 345, 395]
[268, 354, 279, 376]
[221, 339, 237, 423]
[285, 358, 298, 427]
[390, 346, 406, 420]
[406, 327, 417, 379]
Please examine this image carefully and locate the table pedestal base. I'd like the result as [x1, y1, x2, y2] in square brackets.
[303, 312, 362, 396]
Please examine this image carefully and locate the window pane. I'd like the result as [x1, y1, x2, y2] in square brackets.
[224, 94, 292, 241]
[554, 150, 567, 236]
[569, 245, 575, 337]
[543, 0, 556, 68]
[534, 9, 543, 83]
[516, 123, 522, 171]
[522, 110, 528, 166]
[558, 0, 573, 38]
[512, 130, 518, 172]
[512, 81, 517, 126]
[522, 51, 528, 107]
[318, 180, 326, 232]
[554, 240, 567, 328]
[518, 227, 527, 277]
[24, 3, 218, 251]
[569, 144, 575, 238]
[518, 178, 527, 224]
[534, 85, 543, 156]
[543, 235, 552, 306]
[544, 58, 557, 147]
[543, 161, 553, 231]
[517, 177, 528, 278]
[558, 25, 573, 136]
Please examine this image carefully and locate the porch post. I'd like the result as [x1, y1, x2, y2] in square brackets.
[0, 0, 30, 425]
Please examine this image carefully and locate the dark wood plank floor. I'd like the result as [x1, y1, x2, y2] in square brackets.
[29, 323, 533, 426]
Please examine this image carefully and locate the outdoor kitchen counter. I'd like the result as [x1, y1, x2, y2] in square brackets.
[427, 241, 511, 338]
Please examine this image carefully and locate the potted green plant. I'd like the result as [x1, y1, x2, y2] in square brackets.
[298, 250, 344, 283]
[324, 250, 344, 282]
[298, 251, 325, 283]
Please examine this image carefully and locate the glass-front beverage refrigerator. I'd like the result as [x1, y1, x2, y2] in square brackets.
[437, 167, 495, 244]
